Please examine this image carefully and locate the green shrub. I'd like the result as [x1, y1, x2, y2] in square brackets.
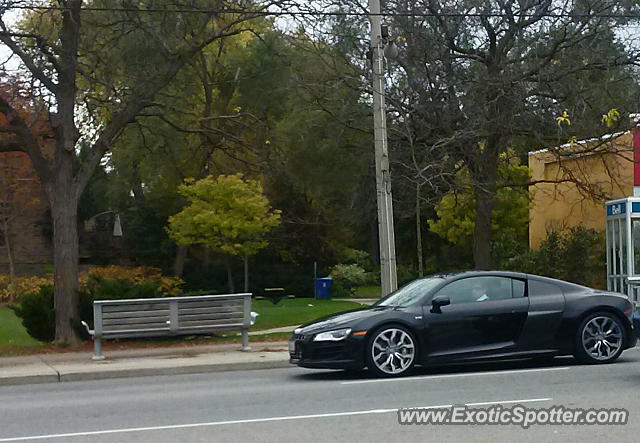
[330, 264, 367, 297]
[81, 276, 160, 300]
[80, 266, 183, 296]
[340, 249, 373, 272]
[330, 280, 350, 298]
[78, 277, 162, 330]
[13, 277, 167, 342]
[10, 285, 55, 342]
[506, 226, 605, 288]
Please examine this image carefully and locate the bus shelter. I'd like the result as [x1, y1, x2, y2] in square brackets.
[605, 197, 640, 303]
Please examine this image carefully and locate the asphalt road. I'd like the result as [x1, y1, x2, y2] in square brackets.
[3, 347, 640, 442]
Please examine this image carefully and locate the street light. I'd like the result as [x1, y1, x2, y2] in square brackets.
[368, 0, 398, 297]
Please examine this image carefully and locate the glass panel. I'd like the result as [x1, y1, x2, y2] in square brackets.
[620, 219, 627, 276]
[606, 220, 612, 277]
[528, 280, 562, 298]
[512, 279, 526, 298]
[374, 277, 444, 307]
[435, 277, 513, 304]
[632, 219, 640, 276]
[612, 220, 620, 275]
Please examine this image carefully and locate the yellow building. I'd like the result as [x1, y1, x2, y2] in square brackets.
[528, 131, 634, 249]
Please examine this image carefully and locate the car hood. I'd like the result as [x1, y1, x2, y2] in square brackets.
[295, 306, 390, 334]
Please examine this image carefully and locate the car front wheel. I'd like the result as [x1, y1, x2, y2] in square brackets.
[575, 312, 625, 364]
[366, 325, 416, 377]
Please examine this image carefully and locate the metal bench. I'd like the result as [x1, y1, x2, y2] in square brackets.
[81, 293, 253, 360]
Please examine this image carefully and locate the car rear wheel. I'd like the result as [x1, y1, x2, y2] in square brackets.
[575, 312, 624, 364]
[366, 325, 416, 377]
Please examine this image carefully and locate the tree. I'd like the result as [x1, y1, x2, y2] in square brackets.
[0, 0, 288, 344]
[314, 1, 640, 270]
[262, 33, 376, 266]
[167, 174, 281, 293]
[101, 27, 375, 290]
[107, 25, 274, 277]
[401, 0, 640, 269]
[428, 154, 530, 267]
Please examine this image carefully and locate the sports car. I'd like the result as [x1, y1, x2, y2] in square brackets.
[289, 271, 637, 377]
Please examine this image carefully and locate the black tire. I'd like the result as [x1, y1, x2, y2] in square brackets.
[366, 325, 417, 377]
[574, 312, 625, 364]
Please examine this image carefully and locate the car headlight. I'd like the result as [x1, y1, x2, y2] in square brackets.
[313, 328, 352, 342]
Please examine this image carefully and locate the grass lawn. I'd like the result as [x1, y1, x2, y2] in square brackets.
[0, 306, 42, 348]
[354, 285, 382, 299]
[251, 298, 365, 330]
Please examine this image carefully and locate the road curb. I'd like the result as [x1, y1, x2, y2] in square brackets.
[0, 374, 60, 386]
[0, 357, 292, 386]
[57, 359, 292, 383]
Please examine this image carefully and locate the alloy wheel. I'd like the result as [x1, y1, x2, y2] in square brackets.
[370, 327, 415, 375]
[581, 315, 623, 361]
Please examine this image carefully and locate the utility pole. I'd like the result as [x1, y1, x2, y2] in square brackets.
[369, 0, 398, 297]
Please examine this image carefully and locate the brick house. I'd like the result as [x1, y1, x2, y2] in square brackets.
[0, 150, 52, 274]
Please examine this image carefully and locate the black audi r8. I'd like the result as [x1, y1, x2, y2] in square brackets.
[289, 271, 637, 377]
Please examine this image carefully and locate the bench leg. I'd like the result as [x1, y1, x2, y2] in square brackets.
[241, 329, 251, 351]
[92, 338, 105, 361]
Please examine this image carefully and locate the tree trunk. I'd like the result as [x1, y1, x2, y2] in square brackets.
[415, 183, 424, 277]
[2, 223, 15, 300]
[50, 193, 81, 345]
[243, 255, 249, 292]
[473, 185, 493, 270]
[471, 135, 500, 271]
[224, 256, 235, 293]
[41, 131, 82, 345]
[173, 245, 187, 277]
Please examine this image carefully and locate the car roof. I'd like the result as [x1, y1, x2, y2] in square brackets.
[430, 270, 590, 291]
[433, 270, 527, 280]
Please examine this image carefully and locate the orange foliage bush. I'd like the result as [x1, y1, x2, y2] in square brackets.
[0, 266, 184, 305]
[0, 274, 52, 304]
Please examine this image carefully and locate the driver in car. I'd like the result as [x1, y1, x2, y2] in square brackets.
[472, 283, 489, 302]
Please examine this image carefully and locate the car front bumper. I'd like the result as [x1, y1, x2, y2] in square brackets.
[289, 332, 367, 370]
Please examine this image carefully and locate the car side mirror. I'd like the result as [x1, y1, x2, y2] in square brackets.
[431, 295, 451, 313]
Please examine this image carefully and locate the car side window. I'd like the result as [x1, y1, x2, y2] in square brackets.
[434, 277, 516, 304]
[512, 279, 526, 298]
[528, 280, 562, 297]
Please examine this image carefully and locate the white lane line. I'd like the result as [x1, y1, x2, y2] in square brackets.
[341, 366, 571, 385]
[0, 398, 551, 441]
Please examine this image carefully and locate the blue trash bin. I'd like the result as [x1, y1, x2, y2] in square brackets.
[315, 277, 333, 300]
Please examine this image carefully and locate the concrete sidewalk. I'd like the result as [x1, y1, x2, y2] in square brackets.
[0, 340, 290, 386]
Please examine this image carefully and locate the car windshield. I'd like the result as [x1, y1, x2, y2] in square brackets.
[373, 277, 445, 307]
